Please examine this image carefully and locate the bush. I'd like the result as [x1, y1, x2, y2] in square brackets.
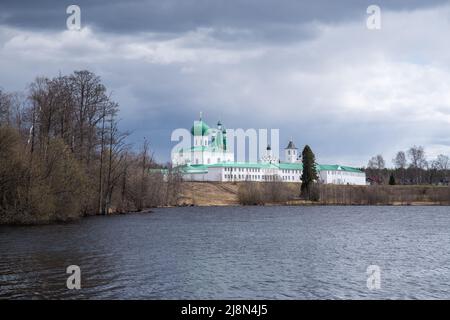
[0, 128, 87, 224]
[238, 181, 296, 205]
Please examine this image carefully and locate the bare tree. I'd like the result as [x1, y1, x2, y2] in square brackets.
[393, 151, 407, 169]
[0, 89, 12, 126]
[407, 146, 427, 169]
[431, 154, 449, 171]
[407, 146, 428, 184]
[2, 70, 183, 224]
[368, 154, 385, 169]
[69, 70, 109, 163]
[104, 108, 129, 214]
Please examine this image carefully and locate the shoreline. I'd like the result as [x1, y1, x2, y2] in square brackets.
[176, 181, 450, 207]
[2, 202, 449, 227]
[2, 182, 450, 226]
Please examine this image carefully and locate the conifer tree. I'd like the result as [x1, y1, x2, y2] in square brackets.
[301, 145, 318, 198]
[389, 173, 396, 185]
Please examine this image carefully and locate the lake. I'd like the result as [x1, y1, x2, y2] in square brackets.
[1, 206, 450, 299]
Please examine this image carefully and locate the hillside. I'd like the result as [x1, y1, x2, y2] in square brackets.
[178, 182, 241, 206]
[176, 182, 450, 206]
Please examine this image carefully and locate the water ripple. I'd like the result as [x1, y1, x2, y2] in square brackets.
[1, 206, 450, 299]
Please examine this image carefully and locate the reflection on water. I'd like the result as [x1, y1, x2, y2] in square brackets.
[1, 206, 450, 299]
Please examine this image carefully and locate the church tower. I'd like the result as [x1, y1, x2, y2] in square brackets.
[285, 139, 298, 163]
[261, 144, 278, 163]
[191, 112, 210, 147]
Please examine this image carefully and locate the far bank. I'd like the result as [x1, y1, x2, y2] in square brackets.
[178, 182, 450, 206]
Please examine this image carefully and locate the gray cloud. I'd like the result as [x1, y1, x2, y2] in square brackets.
[1, 1, 448, 37]
[1, 1, 450, 165]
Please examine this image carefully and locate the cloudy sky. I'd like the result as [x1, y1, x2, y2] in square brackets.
[1, 0, 450, 166]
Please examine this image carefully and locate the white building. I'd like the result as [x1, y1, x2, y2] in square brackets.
[172, 119, 234, 166]
[171, 116, 366, 185]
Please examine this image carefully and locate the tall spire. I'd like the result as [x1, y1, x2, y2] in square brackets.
[199, 111, 203, 121]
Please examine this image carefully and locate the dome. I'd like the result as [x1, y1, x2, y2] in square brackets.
[285, 140, 297, 149]
[191, 120, 210, 136]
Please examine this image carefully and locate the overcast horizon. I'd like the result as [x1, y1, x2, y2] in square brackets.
[1, 0, 450, 166]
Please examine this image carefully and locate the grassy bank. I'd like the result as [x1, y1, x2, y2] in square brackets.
[178, 182, 450, 206]
[3, 182, 449, 225]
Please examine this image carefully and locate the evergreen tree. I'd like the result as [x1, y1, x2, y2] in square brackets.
[389, 173, 396, 185]
[301, 145, 318, 199]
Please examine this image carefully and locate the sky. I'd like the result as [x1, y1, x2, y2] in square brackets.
[1, 0, 450, 166]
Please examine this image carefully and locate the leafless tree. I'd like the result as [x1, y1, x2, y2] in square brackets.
[393, 151, 407, 169]
[407, 146, 428, 184]
[368, 154, 385, 169]
[407, 146, 427, 169]
[1, 70, 182, 224]
[0, 89, 12, 126]
[431, 154, 449, 171]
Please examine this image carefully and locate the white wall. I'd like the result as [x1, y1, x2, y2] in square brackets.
[319, 170, 366, 185]
[180, 166, 366, 185]
[172, 150, 234, 166]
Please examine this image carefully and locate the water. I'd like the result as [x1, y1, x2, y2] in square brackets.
[1, 206, 450, 299]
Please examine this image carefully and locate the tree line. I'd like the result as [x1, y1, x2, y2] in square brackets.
[0, 70, 181, 224]
[366, 146, 449, 185]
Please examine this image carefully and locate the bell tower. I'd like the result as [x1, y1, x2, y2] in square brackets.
[285, 138, 298, 163]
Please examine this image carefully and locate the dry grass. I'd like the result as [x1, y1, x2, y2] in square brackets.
[178, 182, 240, 206]
[318, 184, 450, 205]
[177, 182, 450, 206]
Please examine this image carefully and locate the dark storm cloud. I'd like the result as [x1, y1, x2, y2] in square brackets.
[1, 0, 448, 38]
[1, 0, 450, 164]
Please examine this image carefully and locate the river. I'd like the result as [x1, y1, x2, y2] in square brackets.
[1, 206, 450, 299]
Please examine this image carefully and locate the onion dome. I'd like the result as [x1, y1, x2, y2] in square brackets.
[190, 120, 210, 136]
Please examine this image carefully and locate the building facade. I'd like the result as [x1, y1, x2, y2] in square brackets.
[171, 116, 366, 185]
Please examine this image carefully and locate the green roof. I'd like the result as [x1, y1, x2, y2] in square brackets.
[278, 162, 303, 170]
[317, 164, 363, 173]
[191, 120, 210, 136]
[176, 164, 208, 174]
[149, 168, 168, 174]
[172, 162, 363, 174]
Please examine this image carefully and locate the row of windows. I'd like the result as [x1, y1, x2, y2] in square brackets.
[282, 176, 299, 181]
[224, 174, 281, 181]
[224, 167, 301, 174]
[194, 158, 222, 164]
[326, 171, 364, 176]
[194, 139, 208, 147]
[281, 169, 301, 174]
[224, 167, 261, 173]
